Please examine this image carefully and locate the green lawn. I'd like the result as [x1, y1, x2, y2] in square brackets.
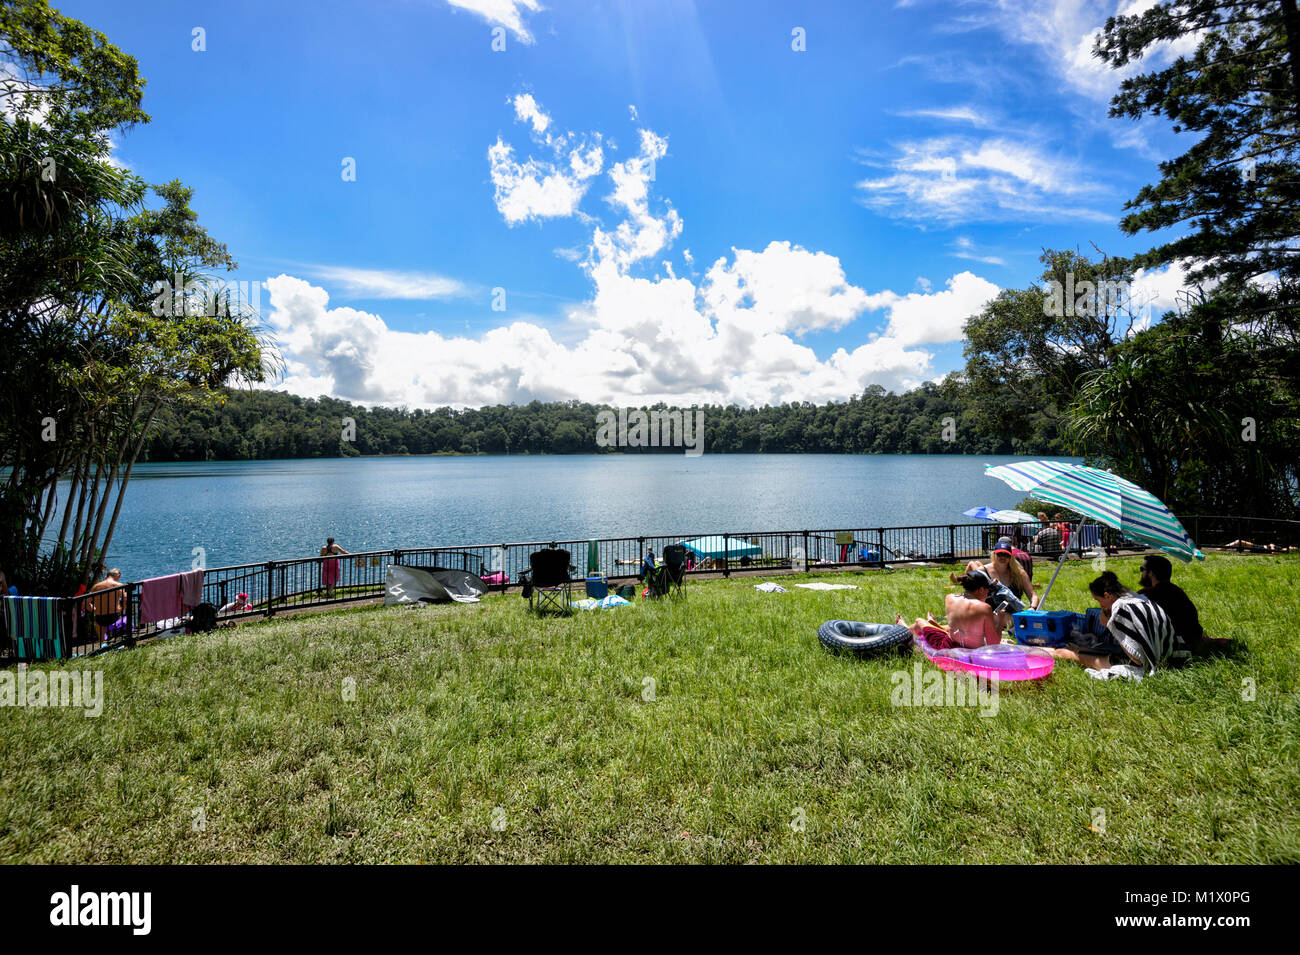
[2, 554, 1296, 863]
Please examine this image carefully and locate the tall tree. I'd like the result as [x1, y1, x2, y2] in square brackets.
[1097, 0, 1300, 291]
[961, 249, 1145, 444]
[1, 1, 269, 591]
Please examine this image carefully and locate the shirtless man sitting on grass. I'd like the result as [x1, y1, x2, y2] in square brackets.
[897, 569, 1003, 649]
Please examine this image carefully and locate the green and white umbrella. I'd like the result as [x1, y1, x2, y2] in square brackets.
[985, 460, 1202, 609]
[984, 460, 1202, 562]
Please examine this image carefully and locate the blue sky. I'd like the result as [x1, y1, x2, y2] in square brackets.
[62, 0, 1196, 408]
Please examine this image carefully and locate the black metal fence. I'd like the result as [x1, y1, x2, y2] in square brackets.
[3, 514, 1295, 662]
[1186, 514, 1300, 552]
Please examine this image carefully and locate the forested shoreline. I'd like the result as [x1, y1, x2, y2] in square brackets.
[139, 383, 1067, 460]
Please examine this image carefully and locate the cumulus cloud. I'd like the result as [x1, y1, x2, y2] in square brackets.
[590, 129, 682, 271]
[445, 0, 544, 44]
[488, 94, 604, 225]
[269, 94, 1009, 408]
[266, 257, 996, 408]
[512, 93, 551, 135]
[864, 271, 1001, 347]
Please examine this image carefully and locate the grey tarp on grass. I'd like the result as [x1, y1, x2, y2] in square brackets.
[384, 565, 488, 605]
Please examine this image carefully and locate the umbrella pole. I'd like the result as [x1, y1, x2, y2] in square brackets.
[1038, 520, 1083, 611]
[1038, 552, 1067, 610]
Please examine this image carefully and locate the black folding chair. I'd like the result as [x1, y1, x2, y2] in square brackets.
[661, 544, 688, 597]
[521, 548, 574, 616]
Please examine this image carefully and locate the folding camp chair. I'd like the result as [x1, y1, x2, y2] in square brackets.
[661, 544, 687, 598]
[1078, 524, 1103, 553]
[521, 548, 574, 616]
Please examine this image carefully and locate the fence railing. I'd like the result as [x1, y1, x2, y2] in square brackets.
[1185, 514, 1300, 551]
[3, 514, 1294, 662]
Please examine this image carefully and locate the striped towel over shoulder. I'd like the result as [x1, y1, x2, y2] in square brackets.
[1108, 593, 1184, 673]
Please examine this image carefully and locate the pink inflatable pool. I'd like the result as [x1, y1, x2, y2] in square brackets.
[913, 635, 1054, 682]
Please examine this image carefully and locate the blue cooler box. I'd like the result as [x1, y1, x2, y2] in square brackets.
[1012, 610, 1078, 647]
[1084, 606, 1105, 636]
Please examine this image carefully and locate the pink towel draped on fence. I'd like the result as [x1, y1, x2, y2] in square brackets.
[139, 575, 183, 625]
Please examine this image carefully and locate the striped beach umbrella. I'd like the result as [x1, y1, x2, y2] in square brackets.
[984, 460, 1203, 562]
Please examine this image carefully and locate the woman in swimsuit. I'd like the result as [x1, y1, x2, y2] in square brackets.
[320, 537, 349, 597]
[951, 543, 1037, 611]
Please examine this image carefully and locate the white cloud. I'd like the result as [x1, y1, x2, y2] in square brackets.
[864, 271, 1001, 347]
[445, 0, 543, 44]
[950, 236, 1006, 266]
[895, 105, 991, 127]
[1127, 259, 1195, 327]
[266, 253, 998, 407]
[300, 264, 470, 300]
[269, 95, 1010, 408]
[488, 138, 600, 225]
[488, 94, 605, 225]
[511, 93, 550, 135]
[960, 0, 1203, 102]
[590, 129, 682, 271]
[856, 135, 1113, 223]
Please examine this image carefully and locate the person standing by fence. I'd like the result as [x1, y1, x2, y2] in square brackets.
[89, 568, 126, 637]
[320, 538, 349, 598]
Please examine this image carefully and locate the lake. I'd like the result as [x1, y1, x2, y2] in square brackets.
[87, 454, 1078, 580]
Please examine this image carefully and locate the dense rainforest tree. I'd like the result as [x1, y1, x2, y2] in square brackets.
[1072, 0, 1300, 516]
[1097, 0, 1300, 290]
[138, 383, 1067, 461]
[962, 1, 1300, 518]
[961, 249, 1147, 442]
[0, 0, 268, 592]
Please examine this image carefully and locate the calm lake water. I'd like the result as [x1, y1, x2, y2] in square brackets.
[88, 454, 1080, 580]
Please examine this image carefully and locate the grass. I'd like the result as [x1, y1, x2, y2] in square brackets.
[1, 554, 1297, 863]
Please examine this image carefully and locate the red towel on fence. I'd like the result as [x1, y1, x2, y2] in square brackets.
[140, 575, 182, 625]
[178, 570, 204, 609]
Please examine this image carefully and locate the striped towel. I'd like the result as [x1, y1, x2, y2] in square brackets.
[2, 595, 67, 661]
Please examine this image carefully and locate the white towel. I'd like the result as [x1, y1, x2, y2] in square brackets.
[795, 582, 858, 591]
[753, 582, 787, 593]
[1086, 664, 1145, 682]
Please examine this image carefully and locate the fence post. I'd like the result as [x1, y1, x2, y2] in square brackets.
[802, 530, 810, 572]
[948, 525, 955, 560]
[265, 561, 276, 617]
[724, 536, 730, 578]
